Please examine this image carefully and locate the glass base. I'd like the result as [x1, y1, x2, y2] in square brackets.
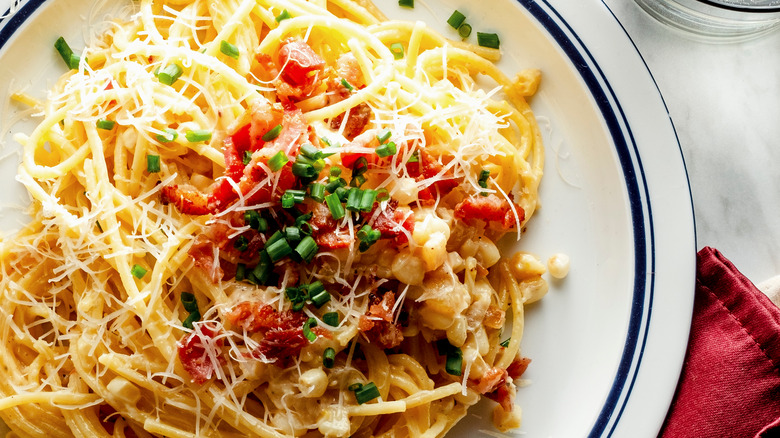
[634, 0, 780, 42]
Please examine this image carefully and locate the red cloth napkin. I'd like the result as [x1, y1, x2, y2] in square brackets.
[659, 247, 780, 438]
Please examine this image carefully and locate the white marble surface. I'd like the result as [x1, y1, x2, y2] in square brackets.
[604, 0, 780, 284]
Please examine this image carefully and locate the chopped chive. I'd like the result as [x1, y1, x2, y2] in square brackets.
[262, 124, 283, 142]
[282, 189, 306, 208]
[266, 238, 293, 262]
[266, 230, 285, 246]
[157, 63, 183, 86]
[220, 40, 240, 59]
[447, 10, 466, 29]
[156, 128, 178, 143]
[458, 23, 472, 39]
[310, 290, 330, 308]
[323, 347, 336, 368]
[335, 186, 350, 202]
[295, 235, 319, 263]
[407, 151, 419, 163]
[233, 235, 249, 252]
[96, 119, 115, 130]
[268, 151, 289, 172]
[445, 347, 463, 376]
[350, 174, 367, 188]
[376, 188, 390, 203]
[325, 177, 346, 194]
[375, 141, 397, 157]
[286, 287, 304, 303]
[390, 42, 404, 60]
[323, 312, 339, 327]
[243, 150, 253, 165]
[398, 0, 414, 8]
[354, 382, 380, 404]
[309, 183, 326, 202]
[182, 310, 201, 330]
[180, 292, 199, 313]
[352, 156, 369, 177]
[244, 210, 265, 231]
[300, 143, 321, 160]
[346, 188, 362, 212]
[330, 167, 342, 178]
[54, 37, 81, 70]
[146, 154, 161, 173]
[500, 337, 511, 348]
[235, 263, 246, 281]
[131, 264, 147, 279]
[340, 78, 354, 91]
[285, 226, 302, 245]
[275, 8, 291, 22]
[292, 162, 317, 179]
[348, 382, 363, 392]
[477, 32, 500, 49]
[377, 130, 392, 144]
[251, 251, 273, 284]
[325, 193, 345, 220]
[359, 189, 377, 212]
[478, 169, 491, 188]
[185, 129, 212, 143]
[303, 317, 318, 342]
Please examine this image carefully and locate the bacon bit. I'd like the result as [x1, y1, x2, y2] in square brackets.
[253, 327, 308, 366]
[336, 53, 364, 88]
[227, 302, 307, 333]
[161, 185, 212, 216]
[330, 102, 373, 141]
[507, 357, 532, 379]
[309, 201, 353, 249]
[485, 383, 514, 412]
[405, 150, 459, 203]
[483, 305, 505, 329]
[177, 324, 225, 384]
[163, 103, 304, 216]
[473, 367, 509, 395]
[275, 39, 325, 101]
[366, 200, 414, 244]
[454, 195, 525, 230]
[359, 291, 404, 349]
[188, 234, 224, 283]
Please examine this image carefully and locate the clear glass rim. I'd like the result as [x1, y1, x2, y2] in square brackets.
[696, 0, 780, 13]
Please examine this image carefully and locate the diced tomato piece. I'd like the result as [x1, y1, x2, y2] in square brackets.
[278, 39, 325, 88]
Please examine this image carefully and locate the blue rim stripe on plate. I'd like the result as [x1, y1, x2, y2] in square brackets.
[0, 0, 48, 51]
[514, 0, 658, 436]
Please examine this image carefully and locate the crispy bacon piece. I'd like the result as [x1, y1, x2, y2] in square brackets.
[405, 150, 460, 203]
[330, 102, 373, 140]
[454, 194, 525, 230]
[366, 200, 414, 244]
[483, 305, 506, 330]
[274, 39, 326, 101]
[359, 291, 404, 349]
[485, 382, 514, 412]
[226, 302, 307, 333]
[177, 324, 224, 384]
[162, 104, 305, 216]
[473, 367, 509, 395]
[507, 357, 532, 379]
[252, 327, 308, 366]
[309, 201, 353, 249]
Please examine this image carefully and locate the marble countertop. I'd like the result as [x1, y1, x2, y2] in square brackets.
[604, 0, 780, 284]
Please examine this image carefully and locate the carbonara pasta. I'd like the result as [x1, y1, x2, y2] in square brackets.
[0, 0, 546, 436]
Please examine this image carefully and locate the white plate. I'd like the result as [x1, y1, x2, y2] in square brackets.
[0, 0, 696, 436]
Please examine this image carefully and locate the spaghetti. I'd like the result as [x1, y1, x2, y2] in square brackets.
[0, 0, 546, 436]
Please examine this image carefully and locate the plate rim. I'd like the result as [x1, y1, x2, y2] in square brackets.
[0, 0, 698, 436]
